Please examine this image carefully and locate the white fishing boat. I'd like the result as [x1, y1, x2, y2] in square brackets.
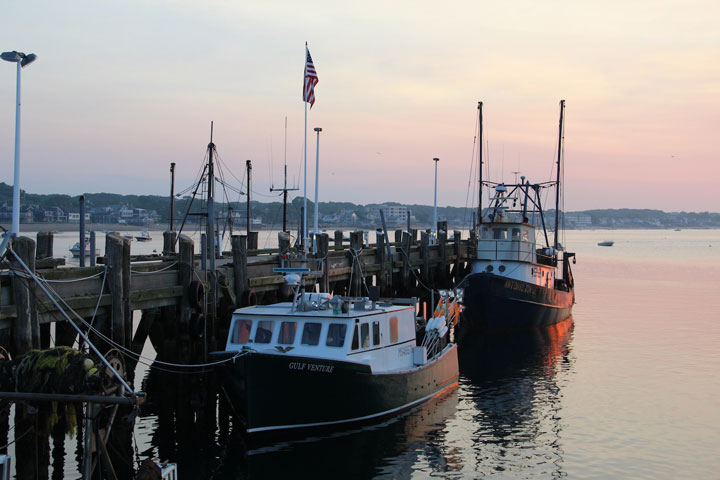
[69, 240, 100, 258]
[135, 230, 152, 242]
[213, 270, 459, 437]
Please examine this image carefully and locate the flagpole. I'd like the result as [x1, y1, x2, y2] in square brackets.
[303, 90, 308, 254]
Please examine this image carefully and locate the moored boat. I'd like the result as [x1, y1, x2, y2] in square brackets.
[135, 230, 152, 242]
[213, 271, 459, 437]
[69, 240, 100, 258]
[459, 100, 576, 335]
[597, 240, 614, 246]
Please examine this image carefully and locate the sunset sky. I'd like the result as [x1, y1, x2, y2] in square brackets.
[1, 0, 718, 212]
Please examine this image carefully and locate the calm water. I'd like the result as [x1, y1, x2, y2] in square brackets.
[7, 228, 720, 479]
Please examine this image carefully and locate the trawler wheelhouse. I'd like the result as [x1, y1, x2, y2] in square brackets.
[225, 298, 420, 372]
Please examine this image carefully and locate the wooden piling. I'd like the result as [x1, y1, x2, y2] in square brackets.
[10, 236, 37, 354]
[231, 235, 248, 306]
[334, 230, 344, 249]
[453, 230, 462, 284]
[176, 235, 195, 359]
[106, 234, 130, 349]
[349, 231, 364, 297]
[36, 232, 53, 260]
[401, 231, 412, 296]
[315, 233, 330, 293]
[420, 231, 431, 289]
[278, 231, 291, 255]
[163, 231, 177, 256]
[438, 229, 448, 286]
[376, 232, 387, 293]
[247, 231, 258, 250]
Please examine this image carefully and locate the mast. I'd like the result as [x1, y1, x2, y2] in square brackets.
[477, 101, 484, 226]
[554, 100, 565, 251]
[270, 117, 298, 232]
[246, 160, 252, 236]
[207, 122, 216, 271]
[169, 162, 176, 231]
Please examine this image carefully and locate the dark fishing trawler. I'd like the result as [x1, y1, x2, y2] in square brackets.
[459, 100, 576, 333]
[214, 270, 459, 437]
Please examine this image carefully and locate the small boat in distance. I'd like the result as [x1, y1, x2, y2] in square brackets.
[460, 100, 576, 334]
[135, 230, 152, 242]
[597, 241, 614, 247]
[213, 270, 459, 437]
[69, 241, 100, 258]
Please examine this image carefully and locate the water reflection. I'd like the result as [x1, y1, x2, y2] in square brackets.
[454, 318, 574, 478]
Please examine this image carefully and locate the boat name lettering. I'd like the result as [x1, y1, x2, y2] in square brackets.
[504, 279, 535, 294]
[288, 362, 334, 373]
[398, 345, 413, 357]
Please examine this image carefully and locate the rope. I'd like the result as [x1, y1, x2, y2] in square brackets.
[42, 270, 105, 283]
[129, 261, 178, 275]
[34, 275, 246, 371]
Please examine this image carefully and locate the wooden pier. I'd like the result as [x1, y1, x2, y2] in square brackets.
[0, 223, 473, 361]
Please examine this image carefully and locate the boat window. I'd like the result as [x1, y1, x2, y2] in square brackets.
[301, 322, 322, 346]
[360, 323, 370, 348]
[522, 230, 529, 242]
[351, 325, 359, 350]
[231, 319, 252, 344]
[278, 321, 297, 344]
[254, 320, 274, 344]
[481, 227, 490, 239]
[511, 228, 521, 240]
[372, 321, 380, 346]
[326, 323, 347, 348]
[493, 228, 508, 240]
[389, 316, 398, 343]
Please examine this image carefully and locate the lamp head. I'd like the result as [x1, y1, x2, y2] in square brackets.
[1, 51, 37, 67]
[20, 53, 37, 68]
[314, 127, 322, 132]
[1, 51, 22, 63]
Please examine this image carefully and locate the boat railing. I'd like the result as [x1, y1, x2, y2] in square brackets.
[476, 239, 534, 263]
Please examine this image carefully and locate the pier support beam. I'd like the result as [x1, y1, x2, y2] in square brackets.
[315, 233, 330, 293]
[36, 231, 53, 260]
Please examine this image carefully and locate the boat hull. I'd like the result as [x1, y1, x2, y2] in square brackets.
[460, 272, 574, 334]
[219, 344, 459, 435]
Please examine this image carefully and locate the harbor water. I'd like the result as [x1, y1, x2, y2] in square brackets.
[5, 228, 720, 478]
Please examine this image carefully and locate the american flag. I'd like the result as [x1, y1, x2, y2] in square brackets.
[303, 46, 318, 108]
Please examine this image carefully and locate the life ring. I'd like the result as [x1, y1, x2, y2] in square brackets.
[241, 289, 257, 307]
[189, 281, 204, 311]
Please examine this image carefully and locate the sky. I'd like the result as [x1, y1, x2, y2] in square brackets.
[1, 0, 719, 212]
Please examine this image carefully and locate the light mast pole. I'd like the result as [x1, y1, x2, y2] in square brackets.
[554, 100, 565, 251]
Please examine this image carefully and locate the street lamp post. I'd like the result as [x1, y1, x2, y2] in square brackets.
[2, 51, 37, 237]
[433, 157, 439, 245]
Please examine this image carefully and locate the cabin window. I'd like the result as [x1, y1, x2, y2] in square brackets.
[351, 325, 359, 350]
[301, 322, 322, 346]
[522, 230, 529, 242]
[231, 319, 252, 344]
[372, 321, 380, 346]
[278, 321, 297, 344]
[481, 227, 490, 239]
[360, 323, 370, 348]
[326, 323, 347, 348]
[254, 320, 274, 344]
[389, 316, 398, 343]
[493, 228, 508, 240]
[511, 228, 521, 240]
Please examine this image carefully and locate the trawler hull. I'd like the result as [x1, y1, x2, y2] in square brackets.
[218, 344, 458, 436]
[460, 272, 574, 334]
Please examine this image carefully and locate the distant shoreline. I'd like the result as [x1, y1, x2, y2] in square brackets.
[3, 223, 718, 235]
